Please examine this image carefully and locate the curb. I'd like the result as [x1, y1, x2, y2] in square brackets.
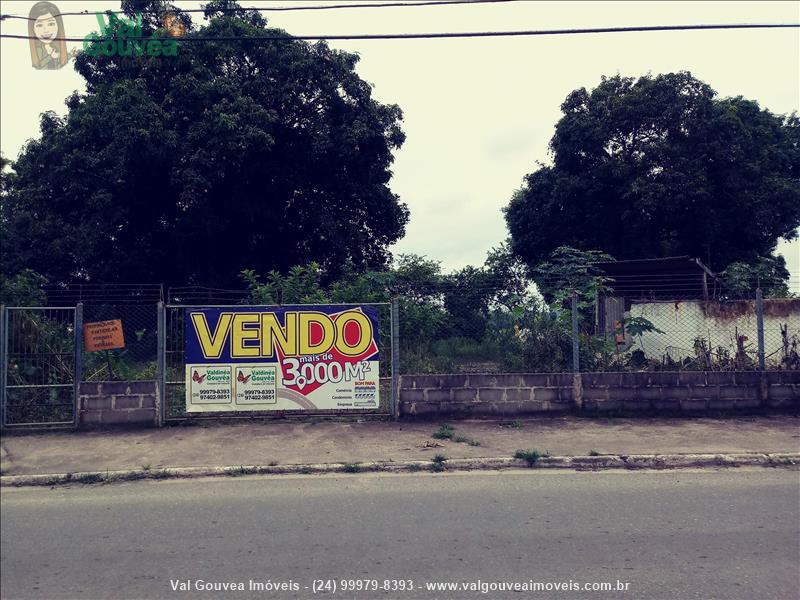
[1, 453, 798, 488]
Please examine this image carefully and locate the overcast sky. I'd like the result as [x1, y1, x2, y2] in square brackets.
[1, 0, 798, 288]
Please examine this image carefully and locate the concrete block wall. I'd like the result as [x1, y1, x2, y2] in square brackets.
[764, 371, 800, 408]
[73, 372, 798, 426]
[581, 371, 799, 412]
[399, 374, 574, 417]
[79, 381, 158, 427]
[580, 371, 763, 412]
[399, 371, 800, 417]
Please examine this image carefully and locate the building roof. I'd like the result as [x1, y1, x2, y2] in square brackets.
[591, 256, 717, 300]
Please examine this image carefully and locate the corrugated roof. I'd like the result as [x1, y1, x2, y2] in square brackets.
[591, 256, 717, 299]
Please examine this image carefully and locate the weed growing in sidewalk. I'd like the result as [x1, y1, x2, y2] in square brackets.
[514, 449, 547, 467]
[589, 450, 600, 456]
[431, 454, 448, 472]
[76, 473, 105, 485]
[141, 463, 151, 471]
[104, 471, 121, 484]
[433, 424, 455, 440]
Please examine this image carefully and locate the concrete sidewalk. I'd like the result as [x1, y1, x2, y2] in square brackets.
[1, 415, 799, 477]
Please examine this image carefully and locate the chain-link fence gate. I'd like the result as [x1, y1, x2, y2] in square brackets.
[158, 302, 399, 423]
[1, 306, 81, 428]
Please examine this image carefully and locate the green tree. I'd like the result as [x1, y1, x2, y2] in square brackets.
[241, 264, 328, 305]
[0, 269, 48, 306]
[442, 266, 496, 340]
[2, 0, 408, 287]
[483, 241, 534, 309]
[0, 153, 12, 197]
[504, 72, 800, 276]
[530, 246, 614, 305]
[721, 255, 791, 298]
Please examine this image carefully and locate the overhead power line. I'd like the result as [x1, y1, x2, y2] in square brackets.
[1, 22, 798, 42]
[2, 0, 518, 20]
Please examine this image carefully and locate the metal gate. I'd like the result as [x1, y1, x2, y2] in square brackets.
[1, 306, 80, 428]
[159, 303, 398, 422]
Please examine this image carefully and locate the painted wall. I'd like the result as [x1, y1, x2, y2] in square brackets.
[629, 300, 799, 367]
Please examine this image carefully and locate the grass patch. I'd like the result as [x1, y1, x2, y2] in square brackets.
[514, 449, 546, 467]
[150, 469, 170, 479]
[407, 463, 423, 472]
[431, 454, 447, 472]
[452, 435, 481, 446]
[589, 450, 600, 456]
[432, 424, 455, 440]
[76, 473, 105, 485]
[342, 463, 362, 473]
[500, 420, 524, 429]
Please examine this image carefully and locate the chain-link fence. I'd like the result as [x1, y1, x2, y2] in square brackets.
[584, 296, 800, 372]
[34, 284, 163, 382]
[81, 303, 159, 381]
[2, 277, 798, 428]
[1, 307, 77, 427]
[393, 285, 800, 375]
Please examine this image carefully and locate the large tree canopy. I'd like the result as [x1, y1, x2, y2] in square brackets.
[1, 0, 408, 287]
[504, 72, 800, 274]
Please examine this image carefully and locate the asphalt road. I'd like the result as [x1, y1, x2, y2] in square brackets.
[1, 470, 798, 600]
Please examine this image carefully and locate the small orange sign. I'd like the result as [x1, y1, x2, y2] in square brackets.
[614, 320, 626, 345]
[83, 320, 125, 352]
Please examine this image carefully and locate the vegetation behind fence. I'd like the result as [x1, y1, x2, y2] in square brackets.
[2, 254, 799, 385]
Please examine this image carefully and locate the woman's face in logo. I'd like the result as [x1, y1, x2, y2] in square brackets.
[163, 13, 186, 38]
[34, 12, 59, 43]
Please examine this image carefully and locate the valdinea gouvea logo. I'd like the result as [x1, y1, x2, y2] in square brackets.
[83, 12, 177, 58]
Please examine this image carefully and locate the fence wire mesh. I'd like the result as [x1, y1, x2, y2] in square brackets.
[81, 303, 158, 381]
[32, 284, 163, 382]
[586, 298, 799, 372]
[390, 278, 800, 374]
[1, 273, 798, 428]
[2, 307, 76, 427]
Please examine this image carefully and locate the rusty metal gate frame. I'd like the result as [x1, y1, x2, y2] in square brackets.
[1, 305, 82, 429]
[157, 302, 399, 424]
